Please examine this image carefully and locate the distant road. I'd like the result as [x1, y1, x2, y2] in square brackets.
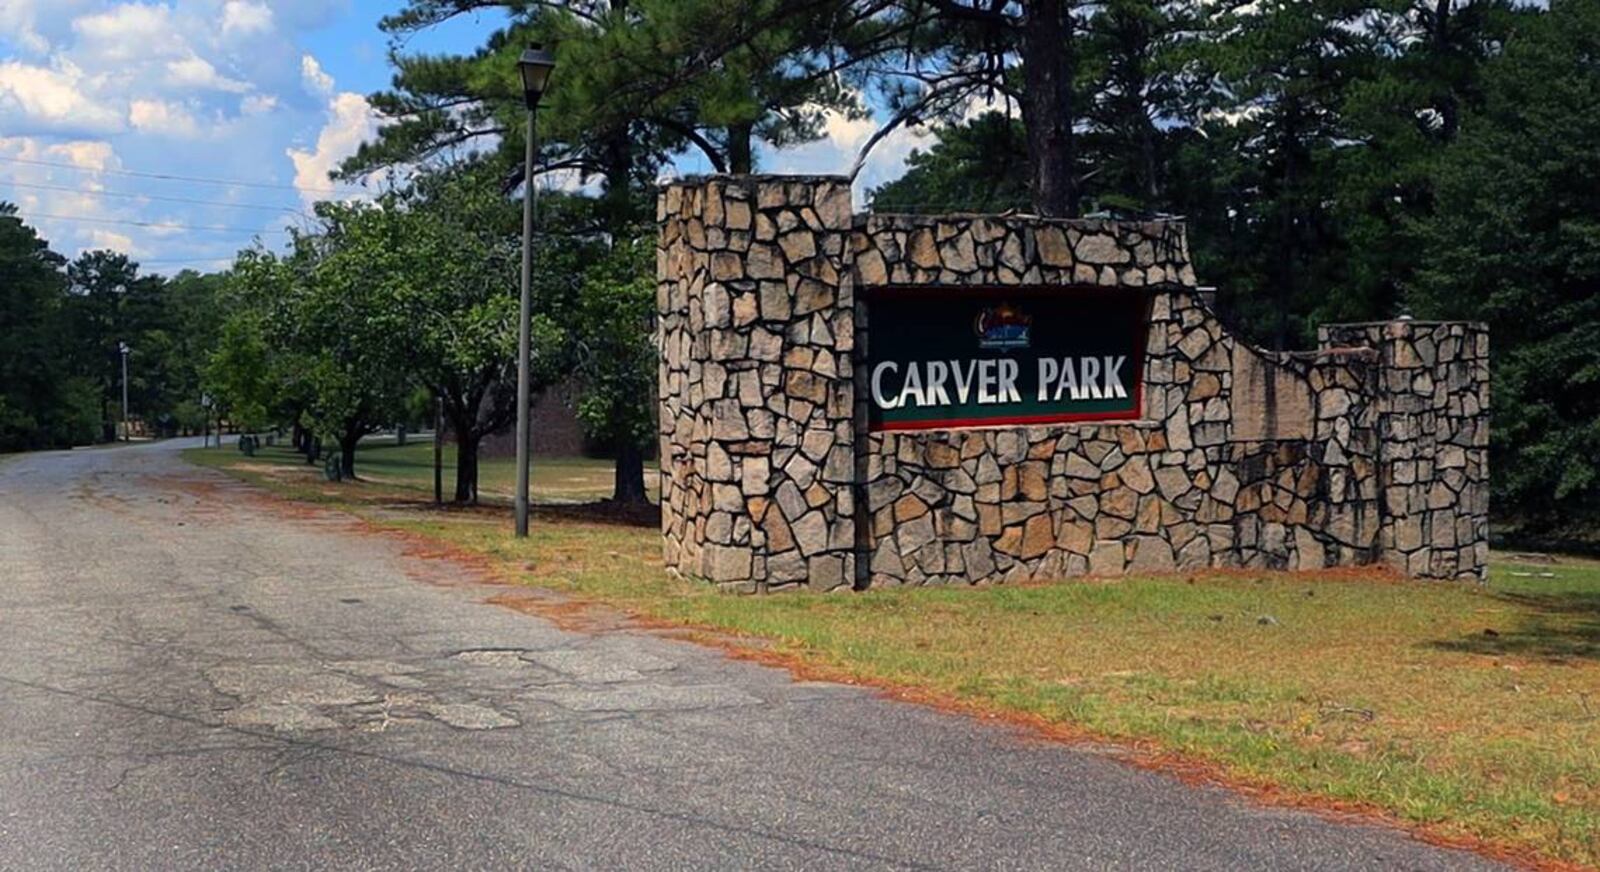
[0, 440, 1504, 870]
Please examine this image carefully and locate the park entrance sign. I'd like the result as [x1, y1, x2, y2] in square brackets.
[865, 289, 1146, 431]
[657, 174, 1490, 592]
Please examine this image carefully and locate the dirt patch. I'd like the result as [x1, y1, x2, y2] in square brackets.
[485, 590, 634, 633]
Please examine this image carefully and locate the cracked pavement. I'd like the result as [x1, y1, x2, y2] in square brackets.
[0, 440, 1504, 870]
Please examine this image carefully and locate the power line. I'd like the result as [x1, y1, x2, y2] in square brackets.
[0, 179, 310, 216]
[0, 155, 367, 196]
[14, 210, 292, 235]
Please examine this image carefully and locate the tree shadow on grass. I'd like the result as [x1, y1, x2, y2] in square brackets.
[1430, 590, 1600, 662]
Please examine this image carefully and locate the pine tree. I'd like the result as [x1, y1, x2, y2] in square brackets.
[0, 205, 90, 450]
[1411, 0, 1600, 533]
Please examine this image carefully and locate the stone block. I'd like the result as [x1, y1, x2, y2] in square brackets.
[1229, 350, 1314, 442]
[808, 554, 846, 590]
[702, 544, 752, 582]
[1127, 536, 1176, 574]
[1088, 540, 1126, 575]
[792, 510, 830, 557]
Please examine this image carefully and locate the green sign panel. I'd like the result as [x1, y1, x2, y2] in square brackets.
[864, 288, 1149, 432]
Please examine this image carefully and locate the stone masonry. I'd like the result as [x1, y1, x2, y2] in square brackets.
[658, 177, 858, 592]
[658, 175, 1489, 591]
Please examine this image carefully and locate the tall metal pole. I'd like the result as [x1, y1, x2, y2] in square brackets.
[514, 106, 536, 537]
[120, 343, 130, 442]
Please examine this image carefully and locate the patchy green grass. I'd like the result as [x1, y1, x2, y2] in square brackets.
[191, 443, 1600, 868]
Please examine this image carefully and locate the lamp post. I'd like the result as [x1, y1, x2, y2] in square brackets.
[514, 45, 557, 539]
[118, 341, 131, 442]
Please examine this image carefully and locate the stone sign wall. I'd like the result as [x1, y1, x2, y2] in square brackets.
[657, 175, 1489, 592]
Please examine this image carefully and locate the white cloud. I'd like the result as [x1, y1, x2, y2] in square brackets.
[71, 3, 187, 61]
[87, 228, 134, 250]
[165, 54, 251, 93]
[220, 1, 273, 37]
[43, 139, 118, 172]
[300, 54, 333, 97]
[0, 59, 123, 133]
[0, 0, 51, 54]
[287, 91, 379, 204]
[240, 93, 278, 115]
[819, 111, 880, 155]
[0, 4, 362, 271]
[758, 104, 938, 208]
[0, 135, 138, 255]
[128, 98, 200, 138]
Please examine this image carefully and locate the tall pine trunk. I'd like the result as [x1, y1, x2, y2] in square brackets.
[727, 121, 754, 174]
[1021, 0, 1078, 217]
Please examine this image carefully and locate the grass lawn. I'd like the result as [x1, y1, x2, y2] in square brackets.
[188, 439, 1600, 868]
[196, 436, 650, 505]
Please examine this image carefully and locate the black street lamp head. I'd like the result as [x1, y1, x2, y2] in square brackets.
[517, 46, 557, 110]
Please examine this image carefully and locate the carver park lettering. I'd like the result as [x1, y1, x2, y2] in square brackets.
[864, 289, 1148, 432]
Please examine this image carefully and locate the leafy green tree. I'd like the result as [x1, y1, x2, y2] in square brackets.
[388, 165, 571, 503]
[1410, 0, 1600, 532]
[572, 234, 657, 504]
[236, 218, 411, 479]
[203, 311, 276, 434]
[157, 270, 229, 435]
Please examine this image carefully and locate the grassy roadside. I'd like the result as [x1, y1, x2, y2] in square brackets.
[192, 438, 641, 505]
[187, 442, 1600, 868]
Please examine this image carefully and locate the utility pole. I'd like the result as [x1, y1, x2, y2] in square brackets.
[118, 342, 130, 442]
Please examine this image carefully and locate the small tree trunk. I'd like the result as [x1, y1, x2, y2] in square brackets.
[454, 430, 481, 504]
[339, 431, 360, 480]
[1020, 0, 1078, 217]
[612, 440, 648, 505]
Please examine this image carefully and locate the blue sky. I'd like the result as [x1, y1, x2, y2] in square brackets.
[0, 2, 935, 274]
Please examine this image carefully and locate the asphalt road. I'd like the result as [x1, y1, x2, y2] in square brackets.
[0, 440, 1503, 871]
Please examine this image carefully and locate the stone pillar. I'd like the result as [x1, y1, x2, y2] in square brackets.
[657, 176, 857, 591]
[1320, 321, 1490, 579]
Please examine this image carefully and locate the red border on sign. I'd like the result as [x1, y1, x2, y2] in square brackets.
[862, 284, 1157, 433]
[875, 406, 1143, 432]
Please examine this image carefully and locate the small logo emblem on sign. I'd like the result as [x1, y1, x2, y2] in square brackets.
[974, 303, 1032, 350]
